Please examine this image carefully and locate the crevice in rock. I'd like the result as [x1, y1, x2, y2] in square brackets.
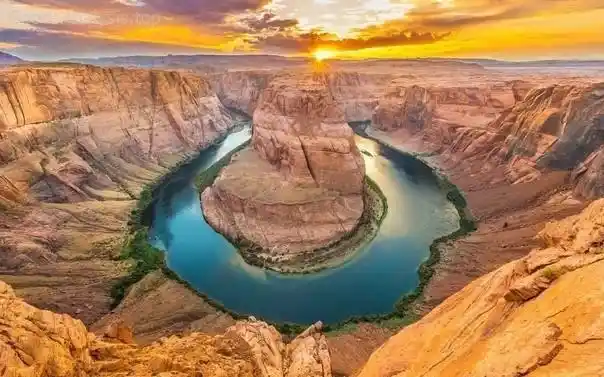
[299, 138, 319, 186]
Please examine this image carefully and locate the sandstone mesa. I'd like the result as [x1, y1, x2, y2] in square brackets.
[202, 73, 366, 262]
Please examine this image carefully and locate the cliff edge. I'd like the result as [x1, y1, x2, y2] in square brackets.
[358, 198, 604, 377]
[0, 279, 331, 377]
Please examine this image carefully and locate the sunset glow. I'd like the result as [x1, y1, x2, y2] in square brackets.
[0, 0, 602, 60]
[313, 49, 336, 62]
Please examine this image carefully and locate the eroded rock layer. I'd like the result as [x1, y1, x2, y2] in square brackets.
[0, 64, 234, 324]
[358, 199, 604, 377]
[371, 81, 604, 198]
[202, 73, 365, 260]
[210, 71, 391, 122]
[0, 280, 332, 377]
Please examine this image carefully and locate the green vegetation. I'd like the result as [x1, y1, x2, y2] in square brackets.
[195, 141, 250, 191]
[228, 175, 388, 274]
[110, 184, 165, 306]
[541, 267, 561, 280]
[111, 120, 477, 338]
[110, 135, 248, 308]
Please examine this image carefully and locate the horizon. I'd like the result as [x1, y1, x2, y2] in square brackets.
[1, 0, 603, 61]
[4, 50, 604, 65]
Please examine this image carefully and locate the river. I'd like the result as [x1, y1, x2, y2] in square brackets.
[149, 125, 460, 324]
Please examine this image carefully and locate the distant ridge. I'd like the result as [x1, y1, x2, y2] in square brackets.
[61, 54, 308, 70]
[0, 51, 23, 65]
[59, 54, 604, 70]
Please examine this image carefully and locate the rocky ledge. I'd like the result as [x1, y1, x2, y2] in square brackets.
[202, 73, 369, 270]
[0, 279, 332, 377]
[358, 198, 604, 377]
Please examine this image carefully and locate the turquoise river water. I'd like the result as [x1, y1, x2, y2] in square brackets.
[149, 125, 460, 325]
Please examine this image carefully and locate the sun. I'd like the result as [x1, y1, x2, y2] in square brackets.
[313, 49, 336, 62]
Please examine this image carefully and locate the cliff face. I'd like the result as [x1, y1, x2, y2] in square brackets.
[0, 65, 234, 325]
[371, 81, 604, 198]
[0, 279, 332, 377]
[202, 73, 365, 260]
[372, 85, 435, 132]
[371, 80, 531, 134]
[572, 146, 604, 198]
[209, 71, 275, 116]
[210, 71, 391, 122]
[490, 84, 604, 190]
[357, 198, 604, 377]
[251, 74, 365, 193]
[0, 65, 232, 203]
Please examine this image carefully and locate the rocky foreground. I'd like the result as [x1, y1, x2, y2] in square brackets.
[0, 279, 331, 377]
[202, 73, 366, 265]
[358, 199, 604, 377]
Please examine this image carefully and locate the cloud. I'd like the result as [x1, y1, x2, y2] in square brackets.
[232, 11, 299, 32]
[11, 0, 273, 24]
[253, 28, 449, 53]
[0, 28, 218, 59]
[2, 0, 604, 59]
[401, 0, 604, 30]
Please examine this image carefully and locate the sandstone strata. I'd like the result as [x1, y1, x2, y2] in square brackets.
[211, 71, 391, 122]
[358, 199, 604, 377]
[371, 81, 604, 198]
[371, 80, 531, 137]
[0, 64, 234, 324]
[202, 74, 365, 260]
[0, 279, 331, 377]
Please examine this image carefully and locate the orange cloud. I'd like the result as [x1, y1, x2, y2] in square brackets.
[1, 0, 603, 59]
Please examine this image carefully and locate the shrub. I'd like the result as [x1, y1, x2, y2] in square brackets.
[541, 267, 560, 280]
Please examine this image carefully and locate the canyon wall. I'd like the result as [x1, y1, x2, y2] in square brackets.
[0, 64, 234, 325]
[0, 279, 332, 377]
[202, 73, 365, 260]
[358, 198, 604, 377]
[371, 81, 604, 198]
[209, 71, 275, 116]
[0, 65, 232, 203]
[372, 80, 532, 138]
[210, 71, 391, 122]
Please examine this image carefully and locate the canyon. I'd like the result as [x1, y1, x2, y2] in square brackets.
[1, 58, 604, 376]
[0, 64, 234, 325]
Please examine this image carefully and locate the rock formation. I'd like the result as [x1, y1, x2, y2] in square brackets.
[357, 199, 604, 377]
[371, 80, 531, 134]
[0, 65, 232, 202]
[372, 85, 435, 132]
[210, 70, 391, 122]
[0, 64, 234, 324]
[0, 279, 332, 377]
[371, 81, 604, 198]
[209, 71, 275, 116]
[202, 73, 365, 262]
[573, 146, 604, 198]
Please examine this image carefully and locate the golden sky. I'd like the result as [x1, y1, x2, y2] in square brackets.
[0, 0, 603, 60]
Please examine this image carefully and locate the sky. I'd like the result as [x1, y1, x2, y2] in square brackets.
[0, 0, 603, 60]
